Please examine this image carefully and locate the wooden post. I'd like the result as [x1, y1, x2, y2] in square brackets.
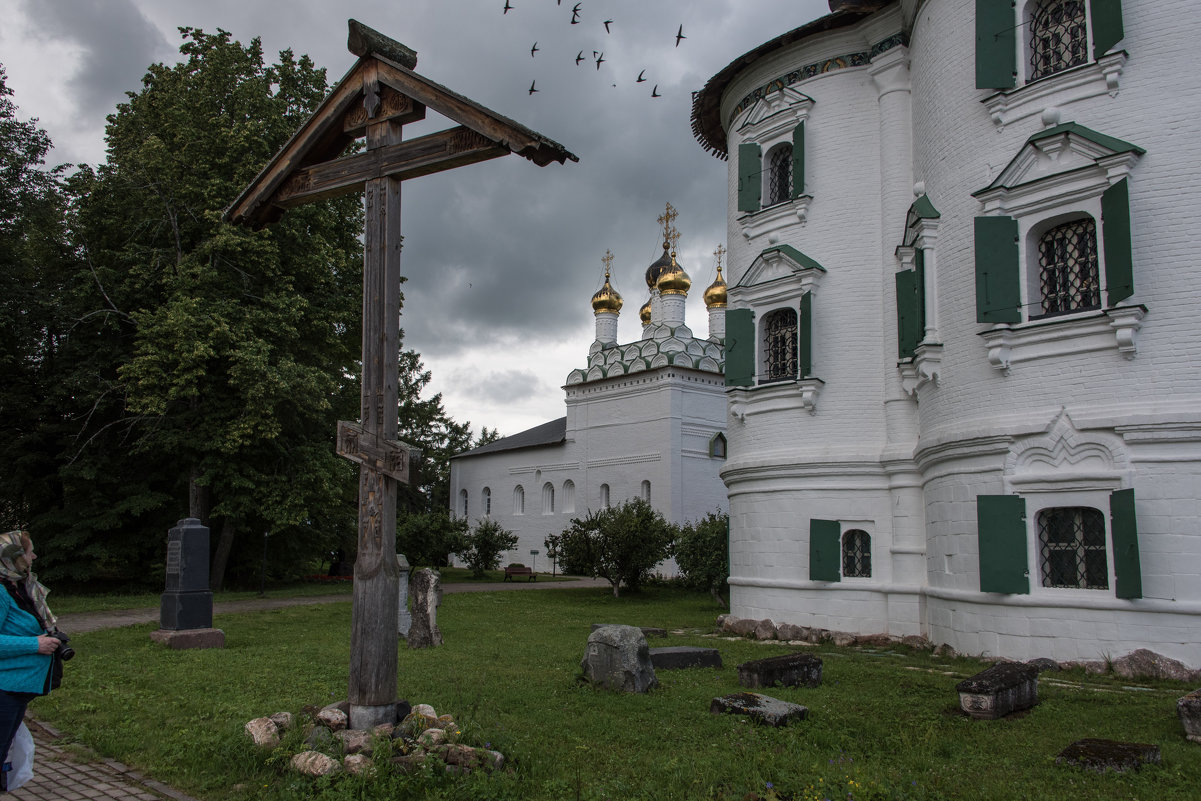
[348, 113, 404, 730]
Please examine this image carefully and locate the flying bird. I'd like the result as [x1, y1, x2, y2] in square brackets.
[675, 24, 686, 47]
[530, 41, 539, 57]
[503, 0, 513, 14]
[529, 80, 539, 95]
[575, 50, 585, 65]
[651, 84, 661, 97]
[604, 19, 613, 33]
[595, 52, 605, 70]
[636, 69, 646, 83]
[571, 3, 581, 24]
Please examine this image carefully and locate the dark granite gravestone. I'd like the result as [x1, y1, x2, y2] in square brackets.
[397, 554, 412, 637]
[1056, 739, 1162, 772]
[650, 646, 722, 670]
[737, 652, 823, 688]
[151, 518, 224, 649]
[710, 692, 808, 727]
[956, 662, 1038, 719]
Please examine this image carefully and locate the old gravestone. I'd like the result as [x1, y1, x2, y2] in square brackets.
[397, 554, 412, 638]
[580, 625, 659, 692]
[407, 568, 443, 649]
[150, 518, 224, 649]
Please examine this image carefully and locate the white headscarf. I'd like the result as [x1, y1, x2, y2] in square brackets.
[0, 531, 56, 630]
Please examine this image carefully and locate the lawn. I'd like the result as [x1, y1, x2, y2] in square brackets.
[32, 586, 1200, 800]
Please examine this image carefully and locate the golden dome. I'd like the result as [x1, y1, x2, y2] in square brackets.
[703, 264, 728, 308]
[639, 298, 652, 325]
[645, 241, 672, 290]
[656, 253, 691, 296]
[591, 270, 623, 314]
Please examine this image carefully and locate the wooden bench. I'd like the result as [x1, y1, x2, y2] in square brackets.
[504, 564, 536, 582]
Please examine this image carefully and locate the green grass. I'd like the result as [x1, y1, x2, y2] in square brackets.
[32, 587, 1200, 801]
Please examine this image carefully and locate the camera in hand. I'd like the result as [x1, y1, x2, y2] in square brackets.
[49, 630, 74, 661]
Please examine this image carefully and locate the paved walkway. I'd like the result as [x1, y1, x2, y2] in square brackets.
[17, 575, 607, 800]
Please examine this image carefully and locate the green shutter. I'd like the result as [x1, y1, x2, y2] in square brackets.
[1102, 178, 1133, 305]
[798, 292, 813, 378]
[976, 0, 1017, 89]
[737, 142, 762, 213]
[724, 308, 755, 387]
[896, 269, 922, 359]
[791, 121, 805, 198]
[977, 494, 1029, 594]
[1090, 0, 1124, 58]
[975, 216, 1022, 323]
[810, 519, 841, 582]
[1110, 488, 1142, 599]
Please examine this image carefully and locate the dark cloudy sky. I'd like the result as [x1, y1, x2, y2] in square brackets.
[2, 0, 830, 437]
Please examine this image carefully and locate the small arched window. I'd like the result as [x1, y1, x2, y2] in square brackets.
[459, 489, 468, 517]
[542, 482, 555, 515]
[762, 307, 798, 381]
[765, 143, 793, 206]
[513, 485, 525, 515]
[563, 480, 576, 514]
[641, 480, 651, 503]
[1036, 217, 1100, 317]
[1028, 0, 1088, 81]
[710, 433, 727, 459]
[599, 483, 610, 509]
[482, 487, 491, 516]
[842, 529, 872, 578]
[1038, 506, 1108, 589]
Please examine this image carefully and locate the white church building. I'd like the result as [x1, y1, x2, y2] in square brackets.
[448, 217, 730, 572]
[691, 0, 1201, 666]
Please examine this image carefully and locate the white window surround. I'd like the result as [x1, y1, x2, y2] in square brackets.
[730, 246, 825, 310]
[733, 87, 814, 242]
[729, 378, 825, 420]
[895, 199, 943, 396]
[974, 119, 1143, 369]
[983, 50, 1126, 128]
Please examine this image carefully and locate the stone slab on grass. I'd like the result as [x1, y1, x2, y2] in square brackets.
[149, 627, 225, 650]
[1177, 688, 1201, 743]
[956, 662, 1038, 720]
[650, 646, 722, 670]
[737, 652, 822, 689]
[710, 692, 808, 727]
[1056, 739, 1161, 773]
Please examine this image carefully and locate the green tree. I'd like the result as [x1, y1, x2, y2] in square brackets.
[548, 498, 675, 597]
[73, 29, 364, 588]
[458, 518, 519, 578]
[674, 510, 730, 605]
[396, 509, 468, 568]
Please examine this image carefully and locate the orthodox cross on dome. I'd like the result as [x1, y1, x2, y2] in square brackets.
[713, 243, 726, 271]
[657, 202, 679, 251]
[601, 248, 614, 277]
[225, 19, 574, 732]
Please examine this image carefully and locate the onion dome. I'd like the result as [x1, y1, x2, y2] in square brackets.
[591, 270, 623, 314]
[703, 264, 728, 308]
[639, 298, 652, 325]
[645, 241, 672, 290]
[656, 253, 691, 296]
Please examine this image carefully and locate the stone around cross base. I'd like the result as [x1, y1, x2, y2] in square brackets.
[149, 628, 224, 650]
[592, 623, 667, 638]
[650, 646, 722, 670]
[291, 750, 342, 777]
[710, 692, 808, 727]
[738, 653, 822, 689]
[244, 717, 279, 748]
[1177, 688, 1201, 742]
[580, 624, 658, 693]
[956, 662, 1038, 720]
[1056, 739, 1161, 773]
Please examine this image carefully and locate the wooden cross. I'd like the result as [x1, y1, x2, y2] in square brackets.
[226, 20, 575, 730]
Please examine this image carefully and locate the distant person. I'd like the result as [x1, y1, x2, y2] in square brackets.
[0, 530, 62, 791]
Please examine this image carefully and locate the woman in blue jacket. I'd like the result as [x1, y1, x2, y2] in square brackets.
[0, 530, 60, 791]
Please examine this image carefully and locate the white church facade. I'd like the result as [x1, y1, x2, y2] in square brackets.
[449, 219, 730, 572]
[691, 0, 1201, 666]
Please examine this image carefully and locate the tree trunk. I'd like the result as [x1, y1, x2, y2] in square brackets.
[210, 517, 235, 590]
[188, 469, 211, 524]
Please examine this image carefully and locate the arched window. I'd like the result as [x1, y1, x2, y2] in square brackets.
[563, 480, 576, 514]
[641, 480, 651, 503]
[542, 482, 555, 515]
[841, 529, 872, 578]
[1038, 506, 1108, 589]
[599, 483, 610, 509]
[1036, 217, 1100, 317]
[482, 487, 491, 516]
[762, 307, 798, 381]
[765, 143, 793, 207]
[459, 489, 468, 517]
[513, 485, 525, 515]
[1028, 0, 1088, 81]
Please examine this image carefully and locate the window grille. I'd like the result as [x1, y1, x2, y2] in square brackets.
[842, 529, 872, 578]
[1037, 218, 1100, 317]
[763, 308, 798, 381]
[1038, 506, 1108, 589]
[766, 145, 793, 206]
[1030, 0, 1088, 81]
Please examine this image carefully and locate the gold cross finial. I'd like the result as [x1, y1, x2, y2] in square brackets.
[657, 202, 678, 249]
[713, 243, 726, 272]
[601, 249, 614, 278]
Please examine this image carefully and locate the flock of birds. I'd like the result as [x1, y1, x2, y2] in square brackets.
[500, 1, 685, 98]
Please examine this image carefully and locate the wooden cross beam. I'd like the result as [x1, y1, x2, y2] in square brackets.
[224, 20, 575, 731]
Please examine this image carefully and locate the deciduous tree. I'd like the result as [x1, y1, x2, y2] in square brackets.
[548, 498, 675, 597]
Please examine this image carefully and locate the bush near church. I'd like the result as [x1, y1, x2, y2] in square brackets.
[674, 510, 730, 605]
[457, 519, 519, 579]
[547, 498, 674, 598]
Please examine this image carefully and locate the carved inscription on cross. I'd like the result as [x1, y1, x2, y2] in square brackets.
[224, 20, 575, 731]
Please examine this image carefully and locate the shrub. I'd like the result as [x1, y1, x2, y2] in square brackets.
[548, 498, 674, 597]
[396, 509, 468, 568]
[458, 519, 519, 578]
[674, 510, 729, 605]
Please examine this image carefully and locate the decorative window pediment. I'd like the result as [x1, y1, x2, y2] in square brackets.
[983, 51, 1126, 128]
[732, 245, 826, 308]
[735, 87, 813, 141]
